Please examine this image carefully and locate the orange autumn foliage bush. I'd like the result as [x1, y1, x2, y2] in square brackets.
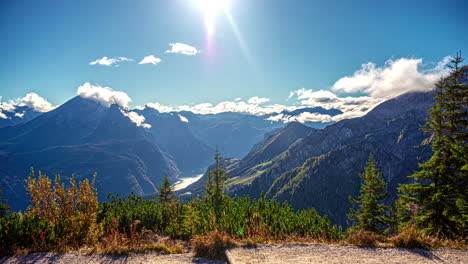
[25, 169, 102, 248]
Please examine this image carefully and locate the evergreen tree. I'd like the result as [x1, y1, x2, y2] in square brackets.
[400, 53, 467, 237]
[152, 175, 177, 230]
[204, 147, 229, 223]
[0, 185, 9, 218]
[391, 193, 414, 233]
[154, 175, 176, 204]
[348, 155, 390, 233]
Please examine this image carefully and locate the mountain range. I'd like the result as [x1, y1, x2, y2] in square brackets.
[188, 90, 435, 226]
[0, 94, 347, 210]
[0, 89, 437, 224]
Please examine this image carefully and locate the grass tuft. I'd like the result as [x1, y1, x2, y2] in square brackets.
[191, 231, 239, 260]
[346, 230, 387, 247]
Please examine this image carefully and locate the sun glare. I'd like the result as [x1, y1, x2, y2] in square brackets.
[193, 0, 230, 36]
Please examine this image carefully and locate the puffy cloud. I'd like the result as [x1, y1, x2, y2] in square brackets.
[147, 100, 282, 115]
[332, 57, 451, 98]
[288, 88, 384, 122]
[267, 112, 335, 123]
[146, 102, 176, 113]
[21, 93, 55, 112]
[121, 110, 151, 128]
[77, 82, 132, 108]
[247, 96, 270, 105]
[0, 93, 55, 119]
[139, 55, 162, 65]
[165, 43, 200, 56]
[0, 100, 16, 114]
[147, 99, 296, 116]
[14, 112, 25, 118]
[89, 56, 133, 66]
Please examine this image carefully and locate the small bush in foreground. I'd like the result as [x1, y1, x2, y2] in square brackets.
[390, 225, 432, 249]
[191, 231, 239, 260]
[346, 230, 387, 247]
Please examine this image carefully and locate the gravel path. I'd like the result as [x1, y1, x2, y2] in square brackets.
[227, 244, 468, 264]
[0, 252, 223, 264]
[2, 244, 467, 264]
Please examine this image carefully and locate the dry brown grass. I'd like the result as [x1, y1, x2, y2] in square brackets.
[389, 225, 468, 249]
[389, 226, 431, 249]
[97, 240, 184, 256]
[191, 231, 239, 260]
[94, 219, 184, 256]
[346, 230, 388, 247]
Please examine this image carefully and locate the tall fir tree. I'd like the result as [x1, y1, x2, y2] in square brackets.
[204, 147, 229, 223]
[154, 175, 176, 204]
[400, 53, 467, 237]
[348, 155, 390, 233]
[152, 175, 177, 229]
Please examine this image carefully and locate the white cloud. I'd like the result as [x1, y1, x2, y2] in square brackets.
[21, 93, 55, 112]
[332, 57, 451, 98]
[77, 82, 132, 108]
[89, 56, 134, 66]
[146, 102, 176, 113]
[281, 56, 451, 122]
[0, 100, 16, 113]
[267, 112, 335, 123]
[0, 93, 55, 119]
[14, 112, 25, 118]
[247, 96, 270, 105]
[121, 110, 151, 128]
[178, 114, 189, 123]
[288, 88, 384, 122]
[165, 43, 200, 56]
[139, 55, 161, 65]
[146, 98, 297, 116]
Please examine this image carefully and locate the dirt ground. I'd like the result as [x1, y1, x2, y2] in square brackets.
[1, 244, 467, 264]
[227, 244, 468, 264]
[0, 252, 223, 264]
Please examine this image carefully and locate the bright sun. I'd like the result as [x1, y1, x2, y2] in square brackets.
[193, 0, 231, 36]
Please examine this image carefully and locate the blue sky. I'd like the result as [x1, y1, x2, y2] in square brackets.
[1, 0, 467, 118]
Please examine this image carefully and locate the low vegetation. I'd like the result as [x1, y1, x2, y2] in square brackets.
[0, 54, 466, 260]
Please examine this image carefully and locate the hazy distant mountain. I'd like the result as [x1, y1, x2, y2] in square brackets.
[177, 111, 285, 158]
[0, 96, 179, 210]
[224, 91, 435, 226]
[135, 108, 214, 176]
[0, 105, 43, 128]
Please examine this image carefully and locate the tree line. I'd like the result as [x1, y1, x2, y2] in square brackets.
[348, 53, 467, 241]
[0, 53, 466, 256]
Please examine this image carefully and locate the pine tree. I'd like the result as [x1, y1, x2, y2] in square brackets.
[348, 155, 390, 233]
[0, 185, 9, 218]
[204, 147, 229, 223]
[155, 175, 176, 204]
[400, 53, 467, 237]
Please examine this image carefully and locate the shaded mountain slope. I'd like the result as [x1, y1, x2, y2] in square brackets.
[0, 96, 179, 210]
[183, 122, 314, 194]
[135, 108, 213, 176]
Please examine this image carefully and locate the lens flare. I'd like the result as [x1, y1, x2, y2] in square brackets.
[193, 0, 230, 36]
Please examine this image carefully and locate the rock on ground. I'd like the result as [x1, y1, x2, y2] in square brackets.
[226, 244, 468, 264]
